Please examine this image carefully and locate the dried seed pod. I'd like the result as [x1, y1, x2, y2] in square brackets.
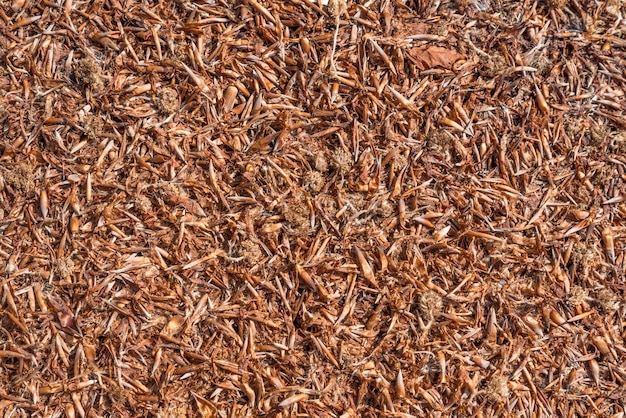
[192, 392, 218, 418]
[438, 351, 447, 383]
[259, 223, 283, 233]
[471, 355, 491, 369]
[366, 302, 385, 330]
[464, 374, 477, 395]
[591, 335, 611, 356]
[602, 226, 615, 263]
[397, 197, 406, 227]
[5, 253, 18, 275]
[535, 84, 550, 113]
[34, 283, 48, 312]
[68, 189, 81, 215]
[588, 359, 600, 385]
[223, 85, 238, 113]
[550, 308, 570, 330]
[377, 246, 388, 272]
[181, 62, 209, 93]
[76, 164, 91, 173]
[64, 403, 76, 418]
[164, 316, 184, 335]
[12, 15, 43, 30]
[132, 83, 152, 95]
[395, 369, 405, 399]
[508, 381, 528, 391]
[330, 82, 339, 102]
[565, 367, 579, 390]
[479, 141, 487, 157]
[241, 382, 256, 407]
[353, 246, 378, 288]
[295, 264, 316, 290]
[300, 37, 311, 54]
[69, 215, 80, 233]
[381, 386, 394, 411]
[71, 392, 85, 418]
[12, 0, 26, 11]
[82, 342, 96, 365]
[433, 225, 451, 242]
[40, 190, 49, 218]
[279, 393, 308, 408]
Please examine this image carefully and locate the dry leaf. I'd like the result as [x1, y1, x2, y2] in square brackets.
[407, 46, 464, 70]
[47, 297, 79, 333]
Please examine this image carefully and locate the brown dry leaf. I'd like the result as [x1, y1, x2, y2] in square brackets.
[47, 297, 79, 333]
[395, 21, 430, 37]
[407, 46, 464, 70]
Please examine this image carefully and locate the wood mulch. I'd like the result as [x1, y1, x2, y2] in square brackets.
[1, 0, 625, 416]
